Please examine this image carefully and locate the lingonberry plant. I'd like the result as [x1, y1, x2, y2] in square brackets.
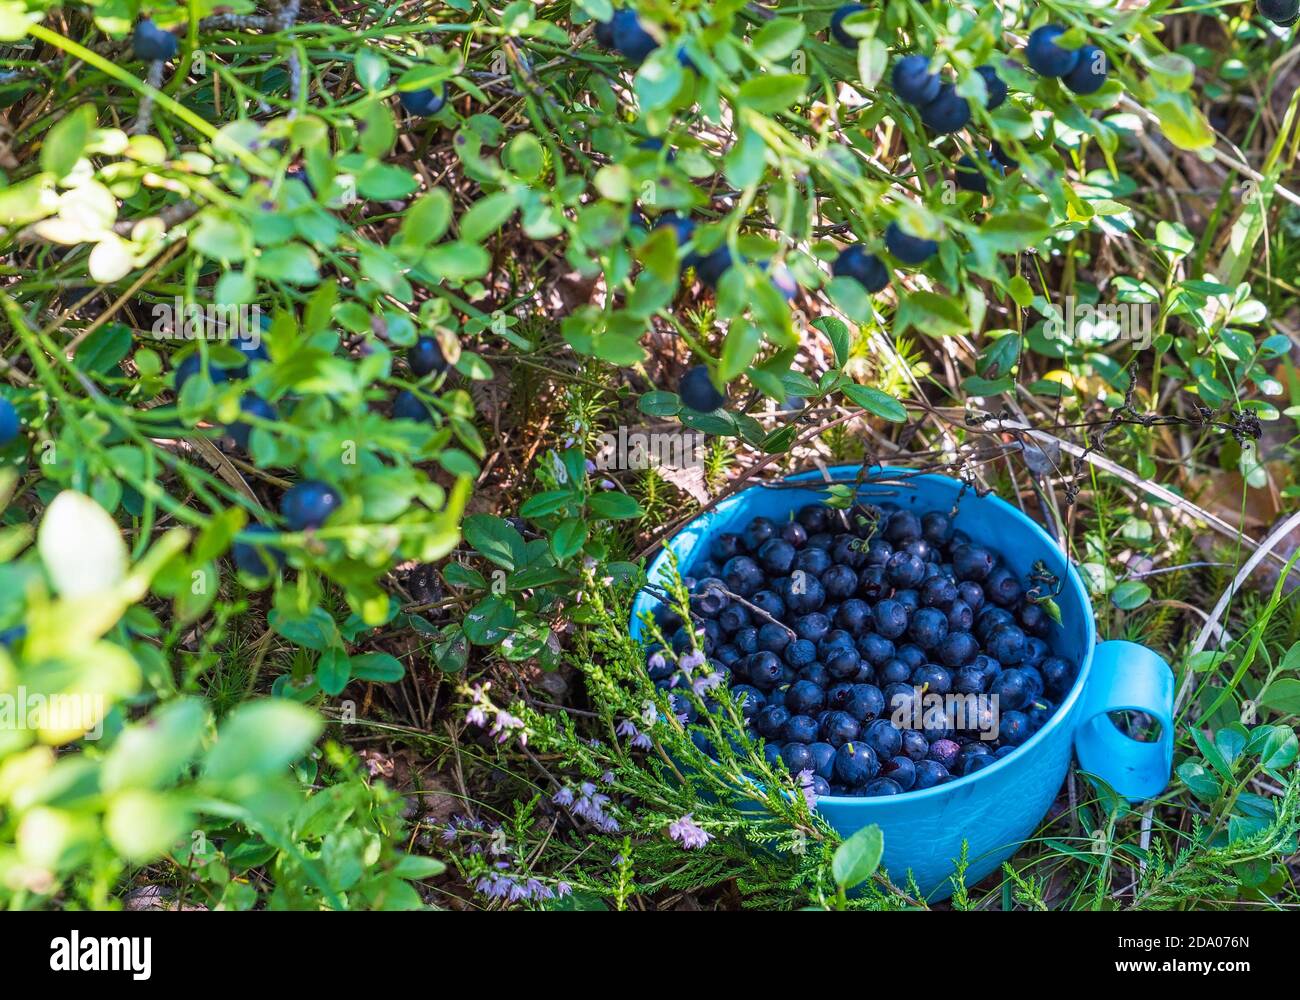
[0, 0, 1298, 913]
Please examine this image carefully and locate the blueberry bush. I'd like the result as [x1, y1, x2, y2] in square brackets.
[1, 0, 1299, 910]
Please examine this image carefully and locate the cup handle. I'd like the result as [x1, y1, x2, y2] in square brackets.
[1073, 639, 1175, 802]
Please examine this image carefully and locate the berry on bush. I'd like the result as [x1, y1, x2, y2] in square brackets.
[1025, 25, 1081, 78]
[611, 9, 658, 63]
[975, 64, 1008, 108]
[409, 337, 449, 376]
[884, 221, 938, 265]
[232, 525, 285, 578]
[830, 4, 868, 47]
[679, 365, 725, 412]
[0, 398, 18, 446]
[281, 480, 341, 531]
[132, 19, 178, 61]
[1062, 45, 1109, 94]
[891, 55, 942, 106]
[1259, 0, 1300, 22]
[832, 245, 891, 293]
[399, 85, 448, 116]
[919, 84, 971, 133]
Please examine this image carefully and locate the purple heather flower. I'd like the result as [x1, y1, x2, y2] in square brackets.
[553, 786, 575, 807]
[525, 878, 553, 900]
[668, 814, 712, 849]
[466, 706, 488, 727]
[441, 823, 459, 844]
[678, 650, 706, 673]
[693, 671, 723, 695]
[601, 770, 615, 784]
[796, 769, 817, 811]
[557, 882, 572, 897]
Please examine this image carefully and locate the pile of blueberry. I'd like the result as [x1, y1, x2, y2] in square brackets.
[645, 501, 1078, 797]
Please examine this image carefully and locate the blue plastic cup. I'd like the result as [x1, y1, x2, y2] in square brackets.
[629, 466, 1175, 900]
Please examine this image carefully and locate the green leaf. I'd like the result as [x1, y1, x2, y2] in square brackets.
[736, 74, 808, 113]
[203, 700, 323, 783]
[1110, 580, 1151, 610]
[464, 595, 516, 645]
[1260, 678, 1300, 715]
[41, 103, 95, 179]
[895, 291, 970, 337]
[752, 18, 805, 60]
[102, 698, 209, 792]
[588, 491, 643, 520]
[520, 490, 580, 518]
[832, 824, 884, 889]
[352, 652, 405, 683]
[551, 518, 588, 561]
[842, 383, 906, 422]
[462, 513, 526, 570]
[460, 191, 517, 242]
[813, 316, 850, 367]
[317, 647, 352, 696]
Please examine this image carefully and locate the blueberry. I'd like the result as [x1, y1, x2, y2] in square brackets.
[1019, 601, 1052, 638]
[1022, 637, 1049, 668]
[880, 755, 916, 791]
[834, 741, 879, 787]
[808, 741, 836, 780]
[953, 666, 985, 695]
[937, 630, 979, 668]
[399, 85, 448, 116]
[952, 543, 995, 582]
[750, 589, 786, 620]
[755, 622, 790, 657]
[985, 566, 1022, 607]
[864, 538, 893, 567]
[990, 139, 1020, 172]
[819, 565, 856, 602]
[795, 550, 834, 583]
[786, 679, 826, 715]
[594, 16, 616, 47]
[886, 551, 926, 588]
[747, 650, 784, 690]
[975, 606, 1016, 642]
[227, 393, 275, 450]
[831, 245, 891, 294]
[857, 566, 888, 600]
[679, 365, 725, 412]
[831, 533, 867, 569]
[715, 644, 743, 668]
[232, 525, 285, 577]
[0, 398, 19, 445]
[872, 599, 909, 640]
[891, 54, 942, 105]
[829, 3, 868, 46]
[1019, 664, 1045, 699]
[825, 646, 862, 681]
[692, 579, 729, 618]
[879, 658, 912, 685]
[834, 598, 871, 634]
[861, 718, 902, 760]
[785, 572, 826, 614]
[799, 662, 830, 687]
[1027, 699, 1054, 730]
[653, 213, 696, 259]
[393, 389, 432, 422]
[846, 683, 885, 722]
[955, 154, 992, 195]
[717, 604, 750, 633]
[862, 777, 902, 796]
[957, 580, 985, 613]
[928, 738, 960, 771]
[757, 538, 796, 576]
[919, 84, 971, 134]
[731, 684, 766, 718]
[721, 555, 764, 598]
[857, 632, 895, 666]
[281, 480, 341, 531]
[912, 662, 952, 695]
[791, 612, 829, 644]
[975, 64, 1008, 109]
[907, 607, 947, 651]
[0, 624, 25, 648]
[781, 742, 814, 774]
[921, 576, 958, 609]
[763, 742, 784, 769]
[987, 624, 1027, 664]
[826, 682, 854, 710]
[884, 221, 938, 265]
[971, 653, 1002, 683]
[990, 668, 1029, 711]
[734, 627, 759, 655]
[1025, 25, 1081, 78]
[945, 599, 974, 633]
[695, 246, 734, 288]
[821, 710, 861, 747]
[797, 505, 830, 534]
[409, 337, 449, 376]
[781, 521, 808, 546]
[881, 510, 919, 545]
[1260, 0, 1300, 21]
[902, 730, 929, 761]
[894, 589, 920, 613]
[1040, 656, 1076, 698]
[998, 710, 1032, 746]
[755, 704, 791, 739]
[1063, 44, 1108, 95]
[610, 9, 659, 63]
[744, 516, 778, 551]
[913, 759, 951, 788]
[783, 712, 821, 743]
[133, 18, 178, 61]
[711, 533, 744, 562]
[884, 682, 919, 721]
[175, 352, 229, 390]
[784, 638, 818, 669]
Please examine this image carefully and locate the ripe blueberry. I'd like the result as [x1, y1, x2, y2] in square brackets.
[393, 390, 432, 422]
[886, 550, 926, 587]
[232, 524, 285, 578]
[610, 9, 659, 64]
[919, 84, 971, 134]
[834, 741, 879, 787]
[872, 598, 909, 639]
[1025, 25, 1081, 78]
[861, 718, 902, 759]
[821, 710, 860, 747]
[909, 607, 948, 650]
[785, 679, 826, 716]
[755, 703, 791, 739]
[133, 19, 178, 61]
[891, 54, 941, 105]
[695, 246, 734, 288]
[281, 480, 341, 531]
[913, 759, 950, 788]
[881, 755, 915, 790]
[679, 364, 725, 412]
[399, 85, 448, 116]
[783, 714, 821, 744]
[937, 630, 979, 668]
[781, 742, 814, 774]
[751, 589, 786, 620]
[1259, 0, 1300, 22]
[1063, 44, 1108, 95]
[975, 64, 1008, 109]
[809, 741, 836, 780]
[757, 621, 792, 655]
[884, 221, 938, 265]
[991, 667, 1030, 711]
[747, 650, 784, 689]
[952, 542, 994, 581]
[409, 337, 449, 376]
[831, 245, 890, 294]
[987, 624, 1027, 664]
[175, 352, 229, 390]
[863, 776, 902, 796]
[829, 3, 868, 46]
[999, 710, 1032, 746]
[228, 393, 275, 449]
